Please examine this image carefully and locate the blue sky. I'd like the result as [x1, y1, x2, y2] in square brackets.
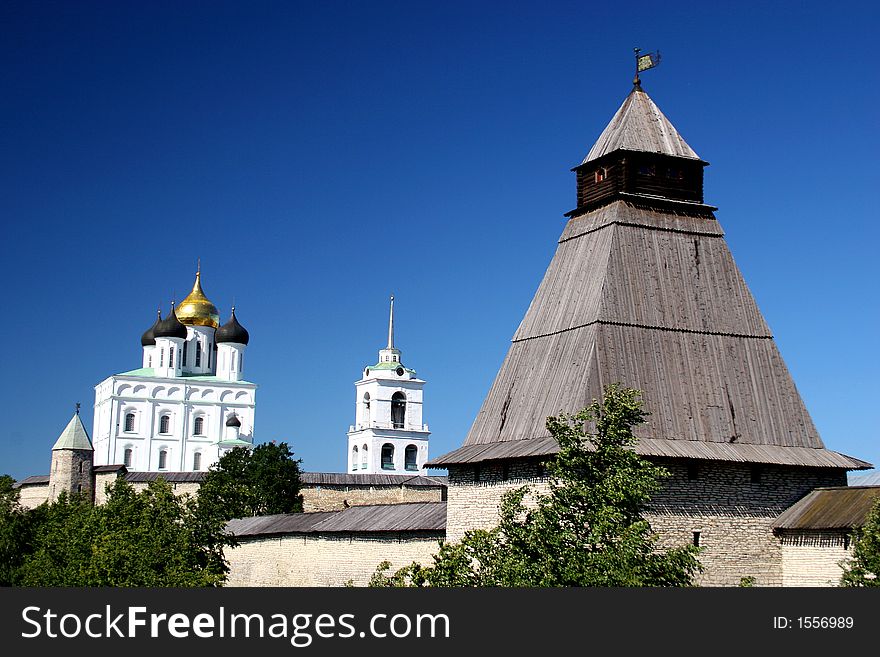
[1, 1, 877, 481]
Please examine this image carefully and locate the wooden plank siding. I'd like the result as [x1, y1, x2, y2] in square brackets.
[514, 209, 770, 341]
[428, 436, 869, 470]
[429, 198, 870, 470]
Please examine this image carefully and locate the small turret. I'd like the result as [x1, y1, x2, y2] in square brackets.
[49, 405, 94, 502]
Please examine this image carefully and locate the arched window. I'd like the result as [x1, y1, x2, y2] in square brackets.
[381, 443, 395, 470]
[182, 341, 188, 367]
[352, 446, 359, 471]
[169, 347, 174, 368]
[239, 353, 243, 371]
[159, 415, 170, 434]
[362, 444, 368, 469]
[124, 412, 135, 432]
[405, 445, 418, 471]
[160, 349, 164, 367]
[158, 450, 167, 470]
[363, 392, 371, 426]
[391, 392, 406, 429]
[123, 448, 133, 468]
[193, 452, 201, 471]
[193, 416, 204, 435]
[195, 339, 202, 367]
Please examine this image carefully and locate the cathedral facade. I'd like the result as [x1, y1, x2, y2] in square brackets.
[91, 270, 255, 473]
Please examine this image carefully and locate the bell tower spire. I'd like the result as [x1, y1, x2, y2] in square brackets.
[387, 295, 395, 349]
[346, 296, 430, 474]
[378, 294, 401, 364]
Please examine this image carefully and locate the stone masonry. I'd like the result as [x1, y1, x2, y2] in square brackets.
[445, 458, 846, 586]
[301, 483, 444, 512]
[778, 530, 853, 587]
[225, 532, 443, 587]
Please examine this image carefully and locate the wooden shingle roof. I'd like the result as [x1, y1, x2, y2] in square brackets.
[300, 472, 447, 487]
[226, 501, 447, 538]
[774, 487, 880, 530]
[429, 87, 870, 472]
[582, 85, 701, 164]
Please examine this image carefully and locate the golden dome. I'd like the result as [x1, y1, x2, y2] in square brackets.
[175, 271, 220, 328]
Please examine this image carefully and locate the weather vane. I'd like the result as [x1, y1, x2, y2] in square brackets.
[633, 47, 661, 86]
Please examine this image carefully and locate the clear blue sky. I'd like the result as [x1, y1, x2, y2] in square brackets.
[2, 1, 877, 481]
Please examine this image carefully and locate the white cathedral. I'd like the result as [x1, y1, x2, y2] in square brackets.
[91, 269, 255, 472]
[347, 296, 430, 475]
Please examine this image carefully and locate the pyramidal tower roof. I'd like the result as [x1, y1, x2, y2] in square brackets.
[52, 412, 93, 451]
[430, 84, 869, 472]
[583, 83, 701, 164]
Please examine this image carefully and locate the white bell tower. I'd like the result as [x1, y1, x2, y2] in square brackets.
[347, 296, 430, 475]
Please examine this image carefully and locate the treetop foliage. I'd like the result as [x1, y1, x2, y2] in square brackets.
[370, 384, 703, 587]
[197, 442, 304, 522]
[841, 497, 880, 587]
[0, 440, 305, 586]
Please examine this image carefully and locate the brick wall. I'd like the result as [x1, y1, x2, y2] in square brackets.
[445, 458, 846, 586]
[225, 532, 444, 586]
[779, 530, 852, 587]
[301, 484, 444, 512]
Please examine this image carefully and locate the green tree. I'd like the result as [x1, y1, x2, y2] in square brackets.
[841, 497, 880, 587]
[197, 442, 304, 522]
[0, 475, 40, 585]
[371, 384, 702, 587]
[17, 479, 229, 586]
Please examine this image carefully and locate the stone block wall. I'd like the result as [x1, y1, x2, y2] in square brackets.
[301, 484, 444, 512]
[49, 450, 93, 502]
[445, 459, 549, 542]
[779, 530, 852, 587]
[445, 457, 846, 586]
[93, 472, 120, 505]
[225, 532, 443, 586]
[647, 461, 846, 586]
[128, 481, 202, 497]
[16, 483, 49, 509]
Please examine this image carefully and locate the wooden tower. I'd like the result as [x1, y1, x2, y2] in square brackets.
[430, 81, 871, 585]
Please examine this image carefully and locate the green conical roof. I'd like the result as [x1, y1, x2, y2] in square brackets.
[52, 413, 93, 451]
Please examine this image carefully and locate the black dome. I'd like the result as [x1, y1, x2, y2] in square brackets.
[216, 308, 249, 345]
[141, 309, 162, 346]
[225, 414, 241, 427]
[153, 304, 188, 340]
